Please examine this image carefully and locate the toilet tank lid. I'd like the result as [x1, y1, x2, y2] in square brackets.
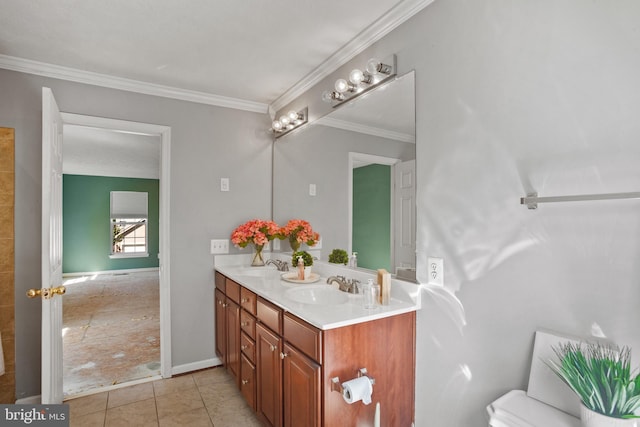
[488, 390, 580, 427]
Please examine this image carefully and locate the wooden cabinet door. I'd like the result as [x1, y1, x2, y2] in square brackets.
[226, 300, 241, 387]
[241, 354, 257, 411]
[283, 343, 321, 427]
[256, 323, 283, 427]
[214, 289, 226, 364]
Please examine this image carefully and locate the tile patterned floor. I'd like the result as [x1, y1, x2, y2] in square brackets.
[66, 367, 261, 427]
[63, 272, 161, 396]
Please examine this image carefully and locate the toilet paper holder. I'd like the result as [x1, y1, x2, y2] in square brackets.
[331, 368, 375, 394]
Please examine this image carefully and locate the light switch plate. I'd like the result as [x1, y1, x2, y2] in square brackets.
[210, 239, 229, 254]
[220, 178, 229, 192]
[309, 183, 316, 196]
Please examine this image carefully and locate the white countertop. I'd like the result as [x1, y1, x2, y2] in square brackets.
[214, 254, 421, 330]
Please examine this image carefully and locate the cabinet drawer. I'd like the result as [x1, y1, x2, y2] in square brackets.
[240, 288, 257, 315]
[240, 310, 256, 339]
[241, 331, 256, 363]
[257, 297, 282, 335]
[225, 278, 240, 304]
[283, 312, 322, 364]
[215, 271, 226, 292]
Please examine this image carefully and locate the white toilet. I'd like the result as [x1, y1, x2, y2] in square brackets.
[486, 329, 583, 427]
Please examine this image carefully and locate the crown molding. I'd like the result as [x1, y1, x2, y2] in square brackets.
[317, 116, 415, 143]
[269, 0, 434, 114]
[0, 54, 268, 113]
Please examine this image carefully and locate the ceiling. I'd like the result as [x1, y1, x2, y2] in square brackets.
[1, 0, 431, 179]
[0, 0, 431, 111]
[63, 125, 161, 179]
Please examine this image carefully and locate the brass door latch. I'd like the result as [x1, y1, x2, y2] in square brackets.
[26, 286, 66, 299]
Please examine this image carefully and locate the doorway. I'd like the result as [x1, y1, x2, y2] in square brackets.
[59, 113, 171, 397]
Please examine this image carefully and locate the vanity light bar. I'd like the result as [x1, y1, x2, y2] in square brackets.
[322, 54, 397, 108]
[270, 107, 308, 139]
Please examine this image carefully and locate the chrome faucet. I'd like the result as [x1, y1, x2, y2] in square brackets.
[266, 259, 289, 271]
[327, 276, 360, 294]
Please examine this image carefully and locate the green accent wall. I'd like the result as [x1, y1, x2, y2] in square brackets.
[63, 174, 159, 273]
[352, 164, 391, 271]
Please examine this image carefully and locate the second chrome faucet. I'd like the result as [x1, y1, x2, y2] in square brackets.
[326, 276, 360, 294]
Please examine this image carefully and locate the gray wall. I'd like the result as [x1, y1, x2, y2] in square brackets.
[1, 68, 271, 399]
[277, 1, 640, 425]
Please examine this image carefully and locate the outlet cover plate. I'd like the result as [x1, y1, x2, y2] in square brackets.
[427, 257, 443, 285]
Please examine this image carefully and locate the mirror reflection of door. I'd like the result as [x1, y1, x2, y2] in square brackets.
[351, 155, 416, 273]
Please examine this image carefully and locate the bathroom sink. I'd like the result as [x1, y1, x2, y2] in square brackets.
[285, 285, 349, 305]
[233, 268, 274, 277]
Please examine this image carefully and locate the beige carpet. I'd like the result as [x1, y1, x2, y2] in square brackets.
[62, 271, 161, 397]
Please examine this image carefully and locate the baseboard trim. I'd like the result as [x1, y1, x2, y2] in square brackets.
[63, 375, 163, 401]
[171, 358, 222, 376]
[63, 267, 159, 278]
[16, 395, 41, 404]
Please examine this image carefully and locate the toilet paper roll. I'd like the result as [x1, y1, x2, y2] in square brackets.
[342, 376, 373, 405]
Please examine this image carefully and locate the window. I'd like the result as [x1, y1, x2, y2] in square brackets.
[110, 191, 148, 258]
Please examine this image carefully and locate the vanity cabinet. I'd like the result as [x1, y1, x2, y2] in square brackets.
[215, 271, 416, 427]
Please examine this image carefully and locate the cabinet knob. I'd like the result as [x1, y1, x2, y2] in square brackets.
[222, 303, 228, 308]
[242, 379, 249, 385]
[241, 345, 247, 350]
[241, 298, 248, 303]
[241, 322, 248, 327]
[280, 352, 288, 359]
[270, 344, 277, 352]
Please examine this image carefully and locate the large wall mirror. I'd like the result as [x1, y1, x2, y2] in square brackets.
[273, 71, 416, 279]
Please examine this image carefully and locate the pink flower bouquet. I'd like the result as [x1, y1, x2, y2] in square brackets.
[231, 219, 280, 249]
[280, 219, 320, 252]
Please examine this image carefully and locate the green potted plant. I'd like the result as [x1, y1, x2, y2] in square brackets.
[291, 251, 313, 280]
[328, 249, 349, 265]
[547, 341, 640, 426]
[291, 251, 313, 267]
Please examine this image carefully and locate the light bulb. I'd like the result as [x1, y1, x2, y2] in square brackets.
[321, 90, 334, 103]
[287, 110, 299, 121]
[272, 120, 283, 131]
[279, 115, 290, 126]
[334, 78, 350, 93]
[349, 69, 365, 84]
[366, 58, 391, 75]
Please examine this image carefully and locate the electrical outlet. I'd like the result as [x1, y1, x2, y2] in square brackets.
[427, 257, 443, 285]
[210, 239, 229, 254]
[272, 239, 280, 251]
[309, 183, 316, 196]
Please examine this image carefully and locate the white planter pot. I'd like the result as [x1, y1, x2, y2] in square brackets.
[304, 266, 312, 280]
[581, 405, 639, 427]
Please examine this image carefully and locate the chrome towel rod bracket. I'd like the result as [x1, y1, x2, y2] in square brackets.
[521, 191, 640, 210]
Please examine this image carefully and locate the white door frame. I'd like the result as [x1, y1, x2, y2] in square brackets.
[348, 152, 400, 269]
[60, 113, 172, 379]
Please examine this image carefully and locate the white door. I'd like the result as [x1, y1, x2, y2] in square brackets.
[394, 159, 416, 271]
[41, 87, 65, 404]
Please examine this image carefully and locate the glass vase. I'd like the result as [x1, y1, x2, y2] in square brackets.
[289, 235, 301, 253]
[251, 245, 265, 267]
